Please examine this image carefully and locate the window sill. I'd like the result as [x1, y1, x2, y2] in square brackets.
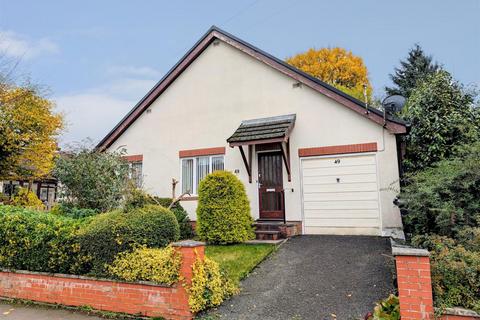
[180, 196, 198, 201]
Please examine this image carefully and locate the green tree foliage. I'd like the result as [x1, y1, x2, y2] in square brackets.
[77, 205, 179, 275]
[54, 145, 130, 212]
[400, 143, 480, 239]
[402, 70, 479, 172]
[196, 171, 254, 244]
[386, 44, 439, 98]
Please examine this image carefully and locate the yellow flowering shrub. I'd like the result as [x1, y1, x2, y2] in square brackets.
[187, 255, 238, 313]
[11, 187, 45, 210]
[106, 246, 181, 285]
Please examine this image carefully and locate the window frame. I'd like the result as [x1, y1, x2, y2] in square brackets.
[180, 154, 225, 195]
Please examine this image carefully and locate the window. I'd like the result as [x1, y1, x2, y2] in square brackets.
[130, 161, 143, 188]
[181, 155, 224, 194]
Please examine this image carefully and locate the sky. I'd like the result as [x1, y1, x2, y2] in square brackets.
[0, 0, 478, 146]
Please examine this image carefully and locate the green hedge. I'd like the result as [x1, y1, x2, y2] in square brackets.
[50, 202, 98, 219]
[196, 171, 254, 244]
[413, 235, 480, 312]
[0, 206, 86, 274]
[77, 205, 180, 275]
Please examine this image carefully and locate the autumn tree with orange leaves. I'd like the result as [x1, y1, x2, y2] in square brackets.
[287, 47, 373, 102]
[0, 83, 63, 183]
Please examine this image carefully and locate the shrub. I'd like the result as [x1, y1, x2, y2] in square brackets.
[412, 235, 480, 312]
[0, 205, 87, 274]
[54, 145, 130, 212]
[50, 202, 98, 219]
[106, 246, 181, 285]
[366, 294, 400, 320]
[400, 142, 480, 239]
[187, 255, 238, 312]
[196, 171, 254, 244]
[77, 205, 180, 275]
[155, 197, 194, 240]
[123, 187, 194, 239]
[10, 187, 44, 210]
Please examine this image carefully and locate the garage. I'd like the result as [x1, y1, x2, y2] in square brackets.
[300, 153, 381, 235]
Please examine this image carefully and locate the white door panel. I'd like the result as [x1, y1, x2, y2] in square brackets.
[301, 154, 381, 235]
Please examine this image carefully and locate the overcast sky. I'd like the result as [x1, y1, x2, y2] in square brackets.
[0, 0, 478, 146]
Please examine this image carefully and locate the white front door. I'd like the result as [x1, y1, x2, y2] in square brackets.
[300, 153, 381, 235]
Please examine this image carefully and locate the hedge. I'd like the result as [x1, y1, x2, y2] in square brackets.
[77, 205, 180, 275]
[0, 206, 86, 274]
[196, 171, 254, 244]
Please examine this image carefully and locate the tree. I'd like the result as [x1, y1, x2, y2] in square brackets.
[0, 85, 63, 181]
[53, 145, 130, 211]
[402, 70, 479, 172]
[386, 44, 439, 98]
[286, 47, 373, 101]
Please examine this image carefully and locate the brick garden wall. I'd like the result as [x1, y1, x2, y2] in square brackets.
[0, 240, 205, 320]
[393, 244, 480, 320]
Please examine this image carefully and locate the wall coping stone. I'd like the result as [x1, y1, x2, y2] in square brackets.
[440, 307, 480, 318]
[0, 269, 171, 288]
[391, 239, 430, 257]
[172, 240, 206, 247]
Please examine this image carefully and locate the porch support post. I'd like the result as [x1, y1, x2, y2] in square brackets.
[280, 140, 291, 182]
[239, 145, 253, 183]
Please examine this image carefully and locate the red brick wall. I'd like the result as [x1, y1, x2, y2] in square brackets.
[396, 255, 434, 320]
[298, 142, 377, 157]
[0, 241, 205, 320]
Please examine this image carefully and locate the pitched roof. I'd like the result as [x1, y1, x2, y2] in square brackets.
[96, 26, 407, 151]
[227, 114, 296, 145]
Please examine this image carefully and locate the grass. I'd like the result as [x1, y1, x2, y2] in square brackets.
[205, 243, 276, 285]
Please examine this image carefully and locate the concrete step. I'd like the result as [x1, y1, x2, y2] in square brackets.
[255, 230, 280, 241]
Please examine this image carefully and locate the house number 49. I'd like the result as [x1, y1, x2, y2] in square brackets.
[334, 159, 341, 164]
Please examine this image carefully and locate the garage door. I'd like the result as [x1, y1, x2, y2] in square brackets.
[301, 154, 380, 235]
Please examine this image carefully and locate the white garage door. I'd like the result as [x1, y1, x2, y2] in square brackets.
[301, 154, 381, 235]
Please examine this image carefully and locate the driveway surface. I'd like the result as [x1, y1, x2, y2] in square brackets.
[204, 235, 395, 320]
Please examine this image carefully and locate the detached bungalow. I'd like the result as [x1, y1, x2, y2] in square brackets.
[97, 26, 407, 237]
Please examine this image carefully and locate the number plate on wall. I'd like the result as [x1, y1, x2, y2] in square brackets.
[266, 188, 276, 192]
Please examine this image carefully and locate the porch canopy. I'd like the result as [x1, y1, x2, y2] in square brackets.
[227, 114, 296, 183]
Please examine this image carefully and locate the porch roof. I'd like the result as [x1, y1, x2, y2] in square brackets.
[227, 114, 296, 146]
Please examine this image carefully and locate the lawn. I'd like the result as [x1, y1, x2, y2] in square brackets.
[205, 244, 276, 285]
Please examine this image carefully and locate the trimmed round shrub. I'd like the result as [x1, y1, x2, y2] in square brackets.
[77, 205, 180, 275]
[123, 187, 194, 239]
[196, 171, 254, 244]
[0, 205, 86, 274]
[106, 245, 181, 285]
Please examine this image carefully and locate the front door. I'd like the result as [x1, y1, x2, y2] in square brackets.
[258, 152, 285, 220]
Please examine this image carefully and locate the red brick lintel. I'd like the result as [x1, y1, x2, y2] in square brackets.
[179, 147, 225, 158]
[298, 142, 377, 157]
[122, 154, 143, 162]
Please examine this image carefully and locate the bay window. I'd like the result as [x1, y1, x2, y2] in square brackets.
[181, 155, 224, 194]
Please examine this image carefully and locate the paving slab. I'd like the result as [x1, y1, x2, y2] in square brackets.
[0, 303, 104, 320]
[203, 235, 395, 320]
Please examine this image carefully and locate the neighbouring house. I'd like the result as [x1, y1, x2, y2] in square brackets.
[97, 26, 407, 237]
[0, 179, 58, 209]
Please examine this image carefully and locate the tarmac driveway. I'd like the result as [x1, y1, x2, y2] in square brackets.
[204, 235, 395, 320]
